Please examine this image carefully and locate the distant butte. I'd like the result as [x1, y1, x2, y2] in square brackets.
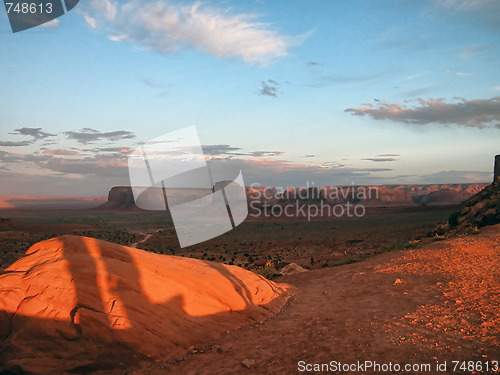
[100, 183, 489, 211]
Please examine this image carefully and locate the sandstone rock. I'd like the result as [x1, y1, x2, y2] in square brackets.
[280, 263, 308, 276]
[494, 154, 500, 181]
[0, 235, 294, 373]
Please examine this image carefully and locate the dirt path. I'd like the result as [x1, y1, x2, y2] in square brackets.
[130, 229, 163, 248]
[128, 225, 499, 375]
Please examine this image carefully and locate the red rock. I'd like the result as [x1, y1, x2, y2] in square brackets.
[0, 235, 294, 373]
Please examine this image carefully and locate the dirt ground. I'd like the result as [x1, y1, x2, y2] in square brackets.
[119, 225, 500, 375]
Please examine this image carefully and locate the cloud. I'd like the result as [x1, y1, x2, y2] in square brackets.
[363, 154, 400, 162]
[376, 27, 430, 51]
[363, 157, 399, 162]
[141, 77, 169, 88]
[0, 170, 129, 196]
[247, 150, 283, 157]
[399, 84, 436, 98]
[39, 18, 60, 29]
[305, 74, 380, 88]
[201, 144, 241, 155]
[0, 141, 31, 147]
[259, 80, 279, 97]
[207, 157, 393, 188]
[431, 0, 496, 12]
[28, 152, 129, 178]
[89, 146, 134, 154]
[445, 69, 473, 76]
[458, 45, 489, 59]
[64, 128, 136, 144]
[10, 127, 55, 140]
[40, 158, 128, 178]
[199, 144, 283, 157]
[0, 151, 23, 163]
[419, 170, 492, 183]
[82, 1, 301, 64]
[345, 97, 500, 128]
[403, 73, 427, 81]
[42, 149, 80, 156]
[429, 0, 500, 29]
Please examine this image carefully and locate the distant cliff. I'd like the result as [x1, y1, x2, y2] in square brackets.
[100, 186, 137, 210]
[100, 183, 488, 210]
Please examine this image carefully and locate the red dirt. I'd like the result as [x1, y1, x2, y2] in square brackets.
[127, 225, 500, 375]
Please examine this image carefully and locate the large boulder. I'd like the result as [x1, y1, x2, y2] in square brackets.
[0, 235, 294, 373]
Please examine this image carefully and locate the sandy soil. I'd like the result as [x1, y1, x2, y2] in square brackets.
[124, 225, 500, 375]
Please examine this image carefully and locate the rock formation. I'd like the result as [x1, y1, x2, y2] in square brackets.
[102, 183, 488, 211]
[448, 181, 500, 232]
[99, 186, 137, 210]
[441, 156, 500, 233]
[494, 154, 500, 181]
[0, 235, 293, 373]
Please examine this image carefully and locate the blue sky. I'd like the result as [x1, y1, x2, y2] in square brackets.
[0, 0, 499, 196]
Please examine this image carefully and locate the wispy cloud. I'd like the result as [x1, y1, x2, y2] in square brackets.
[259, 79, 279, 97]
[0, 141, 32, 147]
[64, 128, 136, 144]
[200, 144, 283, 157]
[458, 45, 489, 59]
[305, 73, 380, 88]
[429, 0, 500, 29]
[39, 18, 60, 29]
[0, 150, 23, 163]
[419, 169, 492, 183]
[363, 154, 400, 162]
[445, 69, 473, 76]
[201, 144, 241, 155]
[345, 97, 500, 128]
[42, 149, 80, 156]
[9, 127, 55, 141]
[141, 77, 169, 88]
[83, 146, 134, 154]
[82, 0, 302, 64]
[207, 157, 393, 187]
[363, 158, 399, 162]
[376, 27, 430, 50]
[403, 73, 427, 81]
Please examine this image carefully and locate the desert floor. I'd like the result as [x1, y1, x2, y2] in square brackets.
[120, 225, 500, 375]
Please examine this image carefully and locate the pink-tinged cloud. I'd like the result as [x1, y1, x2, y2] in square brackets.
[42, 149, 80, 156]
[345, 97, 500, 128]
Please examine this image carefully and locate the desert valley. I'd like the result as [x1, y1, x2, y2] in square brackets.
[0, 160, 499, 374]
[2, 1, 500, 373]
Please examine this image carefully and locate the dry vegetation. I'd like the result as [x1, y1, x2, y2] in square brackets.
[0, 205, 457, 274]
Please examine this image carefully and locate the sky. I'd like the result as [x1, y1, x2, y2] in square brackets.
[0, 0, 499, 196]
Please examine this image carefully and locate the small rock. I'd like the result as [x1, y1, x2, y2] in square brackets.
[280, 263, 308, 275]
[241, 359, 255, 368]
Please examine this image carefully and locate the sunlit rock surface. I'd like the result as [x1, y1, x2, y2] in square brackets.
[0, 235, 293, 373]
